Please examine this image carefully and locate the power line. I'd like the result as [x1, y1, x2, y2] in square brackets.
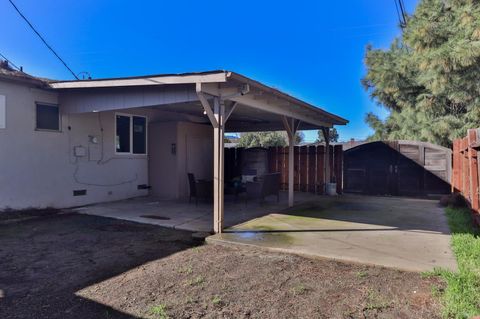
[7, 0, 79, 79]
[398, 0, 408, 27]
[394, 0, 408, 29]
[0, 52, 21, 71]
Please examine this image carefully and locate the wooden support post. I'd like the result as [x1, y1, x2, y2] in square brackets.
[196, 83, 231, 234]
[322, 128, 331, 191]
[283, 117, 299, 207]
[287, 132, 294, 207]
[213, 97, 225, 233]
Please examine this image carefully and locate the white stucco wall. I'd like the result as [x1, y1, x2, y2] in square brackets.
[0, 80, 152, 209]
[0, 79, 215, 210]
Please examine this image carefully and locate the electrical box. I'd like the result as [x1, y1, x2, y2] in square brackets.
[74, 146, 87, 157]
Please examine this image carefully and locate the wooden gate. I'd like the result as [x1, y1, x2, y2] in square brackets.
[343, 141, 451, 197]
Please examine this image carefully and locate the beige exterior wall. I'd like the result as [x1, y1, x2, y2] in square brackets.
[149, 122, 178, 199]
[0, 79, 214, 209]
[149, 121, 213, 199]
[177, 122, 213, 199]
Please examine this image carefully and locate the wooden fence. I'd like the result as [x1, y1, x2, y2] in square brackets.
[225, 145, 343, 194]
[452, 128, 480, 222]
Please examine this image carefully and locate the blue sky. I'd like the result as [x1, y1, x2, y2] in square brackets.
[1, 0, 418, 142]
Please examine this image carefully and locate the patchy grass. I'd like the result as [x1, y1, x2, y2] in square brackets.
[290, 283, 309, 296]
[356, 270, 368, 279]
[185, 275, 205, 287]
[150, 304, 169, 319]
[364, 288, 392, 311]
[178, 265, 193, 275]
[433, 206, 480, 318]
[211, 295, 223, 306]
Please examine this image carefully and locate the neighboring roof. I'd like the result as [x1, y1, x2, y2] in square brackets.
[0, 60, 49, 86]
[49, 70, 348, 125]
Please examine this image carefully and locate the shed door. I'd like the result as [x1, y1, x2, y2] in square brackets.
[344, 141, 451, 197]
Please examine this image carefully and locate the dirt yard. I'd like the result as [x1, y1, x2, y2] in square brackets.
[0, 212, 442, 319]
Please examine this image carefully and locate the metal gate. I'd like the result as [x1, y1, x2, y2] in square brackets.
[344, 141, 451, 196]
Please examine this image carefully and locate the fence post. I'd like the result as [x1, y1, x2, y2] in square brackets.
[468, 129, 479, 213]
[452, 139, 459, 193]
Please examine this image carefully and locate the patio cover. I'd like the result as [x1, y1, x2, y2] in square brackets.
[50, 70, 348, 233]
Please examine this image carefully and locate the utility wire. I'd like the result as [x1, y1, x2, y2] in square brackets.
[0, 52, 21, 71]
[7, 0, 79, 79]
[394, 0, 408, 29]
[398, 0, 408, 24]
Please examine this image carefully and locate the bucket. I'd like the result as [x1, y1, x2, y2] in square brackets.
[326, 183, 337, 196]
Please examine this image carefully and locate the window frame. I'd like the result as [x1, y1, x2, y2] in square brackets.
[114, 112, 148, 156]
[35, 102, 61, 132]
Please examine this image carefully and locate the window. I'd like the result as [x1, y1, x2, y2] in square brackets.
[115, 114, 147, 154]
[116, 115, 131, 153]
[36, 103, 60, 131]
[132, 116, 146, 154]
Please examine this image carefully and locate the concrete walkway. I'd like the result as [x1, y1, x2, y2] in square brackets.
[208, 195, 457, 272]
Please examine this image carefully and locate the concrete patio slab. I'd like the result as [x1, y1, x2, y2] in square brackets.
[207, 195, 457, 272]
[73, 192, 316, 233]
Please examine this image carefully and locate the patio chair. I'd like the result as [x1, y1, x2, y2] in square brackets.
[245, 173, 281, 204]
[187, 173, 212, 206]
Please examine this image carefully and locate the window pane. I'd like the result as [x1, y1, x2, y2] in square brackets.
[116, 115, 130, 153]
[133, 116, 146, 154]
[36, 104, 59, 130]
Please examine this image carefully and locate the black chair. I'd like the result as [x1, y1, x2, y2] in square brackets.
[187, 173, 212, 206]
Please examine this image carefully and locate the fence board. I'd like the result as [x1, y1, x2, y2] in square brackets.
[280, 147, 288, 190]
[334, 145, 343, 194]
[452, 128, 480, 225]
[307, 146, 317, 193]
[316, 145, 325, 194]
[229, 145, 343, 195]
[468, 130, 479, 212]
[294, 146, 300, 191]
[299, 146, 308, 192]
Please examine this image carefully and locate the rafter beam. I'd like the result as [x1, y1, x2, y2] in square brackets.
[196, 83, 218, 128]
[224, 102, 238, 124]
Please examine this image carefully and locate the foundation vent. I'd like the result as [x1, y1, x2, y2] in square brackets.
[73, 190, 87, 196]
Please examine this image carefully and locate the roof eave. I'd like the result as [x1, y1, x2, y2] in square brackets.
[226, 72, 348, 125]
[49, 71, 228, 89]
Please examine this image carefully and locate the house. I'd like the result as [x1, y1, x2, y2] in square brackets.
[0, 61, 347, 232]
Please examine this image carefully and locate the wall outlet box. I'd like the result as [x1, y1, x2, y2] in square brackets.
[74, 146, 87, 157]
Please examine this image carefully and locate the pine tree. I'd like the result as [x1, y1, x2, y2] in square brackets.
[363, 0, 480, 147]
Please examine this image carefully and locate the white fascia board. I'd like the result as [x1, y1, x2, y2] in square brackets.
[49, 72, 228, 89]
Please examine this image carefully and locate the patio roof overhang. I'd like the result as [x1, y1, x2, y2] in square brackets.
[50, 70, 348, 233]
[49, 70, 347, 132]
